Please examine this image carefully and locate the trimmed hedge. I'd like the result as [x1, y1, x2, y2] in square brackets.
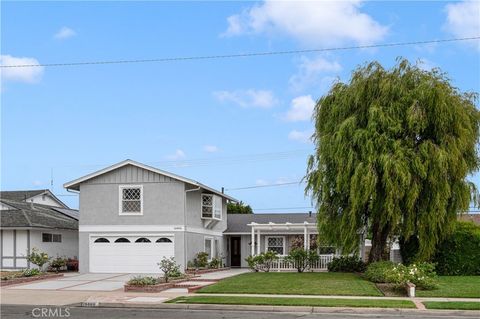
[327, 256, 366, 273]
[433, 221, 480, 275]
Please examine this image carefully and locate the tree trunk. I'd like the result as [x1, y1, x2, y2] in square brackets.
[368, 220, 390, 263]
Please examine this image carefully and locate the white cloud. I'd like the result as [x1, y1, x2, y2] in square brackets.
[0, 55, 44, 83]
[166, 149, 186, 160]
[54, 27, 76, 40]
[223, 0, 388, 45]
[32, 180, 43, 186]
[289, 56, 341, 91]
[417, 58, 437, 72]
[203, 145, 219, 153]
[444, 1, 480, 46]
[284, 95, 316, 122]
[288, 129, 313, 144]
[213, 89, 278, 108]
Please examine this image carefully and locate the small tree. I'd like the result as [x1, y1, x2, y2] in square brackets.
[285, 249, 319, 273]
[227, 201, 253, 214]
[260, 251, 279, 272]
[26, 248, 50, 271]
[158, 257, 181, 283]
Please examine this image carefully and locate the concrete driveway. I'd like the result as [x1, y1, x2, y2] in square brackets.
[5, 273, 143, 292]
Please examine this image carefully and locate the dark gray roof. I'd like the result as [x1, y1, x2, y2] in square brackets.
[0, 190, 47, 201]
[226, 213, 317, 233]
[0, 199, 78, 230]
[51, 207, 79, 220]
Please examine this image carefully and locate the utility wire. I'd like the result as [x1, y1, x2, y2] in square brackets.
[225, 181, 302, 191]
[2, 37, 479, 68]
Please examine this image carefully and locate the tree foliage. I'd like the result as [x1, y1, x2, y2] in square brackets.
[227, 201, 253, 214]
[305, 59, 480, 262]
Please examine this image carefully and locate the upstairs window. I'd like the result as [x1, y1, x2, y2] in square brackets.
[201, 194, 222, 220]
[201, 194, 213, 218]
[119, 185, 143, 215]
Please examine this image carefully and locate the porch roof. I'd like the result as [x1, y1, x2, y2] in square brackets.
[225, 212, 316, 233]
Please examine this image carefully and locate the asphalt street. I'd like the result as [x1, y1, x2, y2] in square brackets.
[1, 305, 479, 319]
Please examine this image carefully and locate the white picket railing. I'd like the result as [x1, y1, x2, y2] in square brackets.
[271, 254, 335, 272]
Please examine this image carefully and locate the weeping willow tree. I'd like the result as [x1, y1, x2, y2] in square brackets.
[305, 59, 480, 262]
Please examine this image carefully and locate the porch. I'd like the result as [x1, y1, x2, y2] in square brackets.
[247, 221, 337, 271]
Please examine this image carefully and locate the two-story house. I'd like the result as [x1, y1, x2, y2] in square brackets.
[63, 159, 236, 273]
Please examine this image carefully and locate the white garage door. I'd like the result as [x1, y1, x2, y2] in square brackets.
[89, 235, 174, 273]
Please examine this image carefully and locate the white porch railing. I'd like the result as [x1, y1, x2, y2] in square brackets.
[271, 254, 335, 272]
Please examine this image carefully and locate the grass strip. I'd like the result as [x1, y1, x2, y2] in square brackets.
[422, 301, 480, 310]
[168, 296, 416, 308]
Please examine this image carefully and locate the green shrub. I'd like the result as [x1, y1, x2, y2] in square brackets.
[22, 268, 41, 277]
[365, 261, 437, 290]
[245, 251, 278, 272]
[328, 256, 366, 272]
[209, 257, 221, 269]
[158, 257, 181, 282]
[195, 252, 209, 268]
[285, 249, 319, 273]
[49, 257, 67, 272]
[26, 248, 50, 270]
[364, 261, 396, 283]
[433, 221, 480, 275]
[127, 276, 158, 286]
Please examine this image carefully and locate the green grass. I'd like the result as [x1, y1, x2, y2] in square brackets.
[423, 301, 480, 310]
[168, 296, 415, 308]
[416, 276, 480, 298]
[197, 272, 383, 296]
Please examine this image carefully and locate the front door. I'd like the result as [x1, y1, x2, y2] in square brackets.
[230, 237, 241, 267]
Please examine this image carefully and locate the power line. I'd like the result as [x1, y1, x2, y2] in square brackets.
[225, 181, 302, 191]
[253, 206, 314, 211]
[2, 37, 479, 68]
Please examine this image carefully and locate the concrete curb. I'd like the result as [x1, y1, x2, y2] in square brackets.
[85, 301, 480, 316]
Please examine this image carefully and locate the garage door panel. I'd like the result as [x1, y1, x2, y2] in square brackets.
[90, 235, 174, 273]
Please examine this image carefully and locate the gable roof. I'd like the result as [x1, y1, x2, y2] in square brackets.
[0, 199, 78, 230]
[63, 159, 238, 202]
[0, 189, 69, 208]
[225, 212, 317, 233]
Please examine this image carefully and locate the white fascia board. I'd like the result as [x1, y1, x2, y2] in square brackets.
[63, 159, 238, 202]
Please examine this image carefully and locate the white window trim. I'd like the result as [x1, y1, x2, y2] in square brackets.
[265, 236, 286, 256]
[213, 196, 222, 221]
[119, 185, 143, 216]
[201, 194, 222, 221]
[204, 236, 214, 261]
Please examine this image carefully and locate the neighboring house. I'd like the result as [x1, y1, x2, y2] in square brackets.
[64, 159, 237, 274]
[0, 190, 79, 269]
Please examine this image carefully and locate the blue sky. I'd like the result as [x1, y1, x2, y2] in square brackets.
[1, 1, 479, 210]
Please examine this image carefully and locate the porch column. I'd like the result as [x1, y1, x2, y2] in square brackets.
[256, 229, 261, 255]
[251, 225, 255, 256]
[303, 223, 308, 250]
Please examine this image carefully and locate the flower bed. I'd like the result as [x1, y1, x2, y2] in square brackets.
[124, 275, 193, 292]
[0, 272, 63, 286]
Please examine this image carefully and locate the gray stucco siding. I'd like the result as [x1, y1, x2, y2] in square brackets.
[185, 190, 227, 232]
[184, 232, 225, 267]
[79, 181, 186, 225]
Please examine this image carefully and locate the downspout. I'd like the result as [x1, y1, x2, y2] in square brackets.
[184, 187, 201, 270]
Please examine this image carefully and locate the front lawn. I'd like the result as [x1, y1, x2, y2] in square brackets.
[423, 301, 480, 310]
[197, 272, 383, 296]
[416, 276, 480, 298]
[169, 296, 415, 308]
